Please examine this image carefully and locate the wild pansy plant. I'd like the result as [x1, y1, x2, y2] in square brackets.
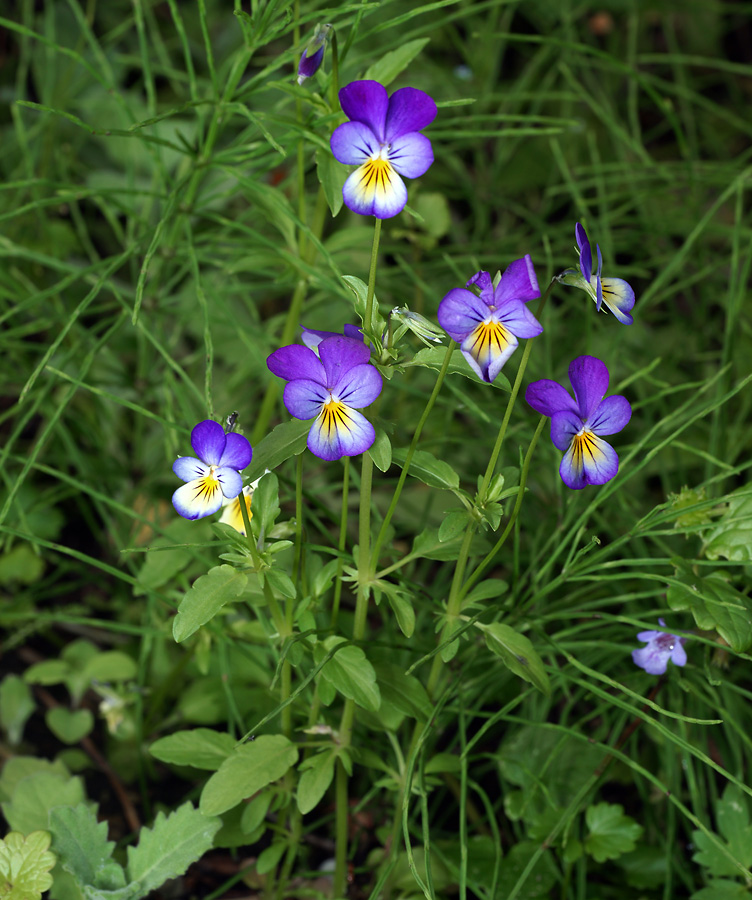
[330, 79, 436, 218]
[558, 222, 636, 324]
[632, 620, 688, 674]
[172, 420, 253, 520]
[296, 23, 332, 85]
[437, 257, 543, 382]
[267, 334, 383, 461]
[525, 355, 631, 490]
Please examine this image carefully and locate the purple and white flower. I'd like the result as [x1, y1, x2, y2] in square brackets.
[437, 257, 542, 382]
[632, 619, 687, 674]
[330, 79, 436, 219]
[267, 335, 383, 461]
[558, 223, 635, 324]
[172, 420, 253, 520]
[525, 355, 631, 490]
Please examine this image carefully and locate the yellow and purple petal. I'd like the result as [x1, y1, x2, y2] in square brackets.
[460, 319, 518, 383]
[342, 157, 407, 219]
[600, 277, 635, 324]
[308, 401, 375, 461]
[559, 430, 619, 490]
[172, 474, 225, 520]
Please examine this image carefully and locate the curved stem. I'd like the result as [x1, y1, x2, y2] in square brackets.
[332, 456, 350, 629]
[365, 218, 382, 337]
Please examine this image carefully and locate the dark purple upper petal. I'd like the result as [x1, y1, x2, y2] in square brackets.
[437, 288, 488, 340]
[340, 80, 389, 141]
[575, 223, 592, 282]
[569, 355, 609, 420]
[494, 255, 541, 305]
[384, 87, 437, 141]
[191, 420, 226, 466]
[466, 271, 494, 304]
[218, 432, 253, 471]
[588, 394, 631, 436]
[387, 132, 434, 178]
[525, 379, 578, 418]
[318, 335, 371, 388]
[330, 120, 379, 165]
[332, 362, 383, 408]
[267, 344, 326, 385]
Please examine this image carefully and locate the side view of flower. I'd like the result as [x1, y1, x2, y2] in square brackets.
[525, 355, 631, 490]
[172, 420, 253, 520]
[297, 23, 332, 85]
[330, 79, 436, 218]
[267, 335, 383, 461]
[632, 619, 687, 674]
[218, 471, 268, 535]
[558, 222, 635, 324]
[437, 256, 542, 382]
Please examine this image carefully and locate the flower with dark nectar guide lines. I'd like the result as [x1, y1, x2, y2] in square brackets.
[632, 619, 687, 675]
[172, 420, 253, 520]
[297, 23, 332, 85]
[267, 335, 383, 461]
[525, 356, 631, 490]
[558, 222, 635, 324]
[330, 80, 436, 219]
[437, 257, 542, 383]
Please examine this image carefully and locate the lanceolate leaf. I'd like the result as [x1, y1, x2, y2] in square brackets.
[149, 729, 237, 771]
[476, 622, 550, 696]
[172, 565, 248, 643]
[314, 637, 381, 712]
[244, 419, 310, 483]
[391, 448, 460, 491]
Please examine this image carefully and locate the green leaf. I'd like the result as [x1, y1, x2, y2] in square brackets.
[0, 545, 45, 586]
[23, 660, 70, 687]
[363, 38, 430, 86]
[297, 750, 336, 815]
[240, 791, 273, 835]
[584, 803, 643, 862]
[135, 520, 196, 594]
[0, 831, 56, 900]
[368, 428, 392, 472]
[668, 560, 752, 651]
[391, 448, 459, 491]
[200, 736, 299, 816]
[690, 881, 749, 900]
[256, 840, 286, 875]
[49, 804, 126, 892]
[316, 148, 347, 217]
[438, 509, 471, 542]
[692, 785, 752, 877]
[244, 419, 310, 483]
[252, 472, 281, 539]
[703, 487, 752, 562]
[83, 652, 137, 683]
[496, 841, 558, 899]
[173, 565, 248, 643]
[263, 567, 296, 600]
[463, 578, 509, 605]
[342, 275, 387, 338]
[373, 663, 431, 722]
[149, 729, 237, 771]
[0, 675, 35, 745]
[314, 637, 381, 712]
[46, 709, 94, 745]
[411, 527, 464, 562]
[384, 588, 415, 639]
[405, 347, 510, 391]
[412, 192, 451, 239]
[2, 772, 86, 835]
[476, 622, 550, 696]
[126, 802, 221, 897]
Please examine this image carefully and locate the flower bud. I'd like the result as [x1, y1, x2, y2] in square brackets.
[297, 23, 333, 85]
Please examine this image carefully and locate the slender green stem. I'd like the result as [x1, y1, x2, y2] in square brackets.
[238, 496, 287, 639]
[371, 341, 455, 569]
[329, 30, 340, 111]
[365, 218, 382, 337]
[332, 456, 350, 628]
[293, 453, 304, 589]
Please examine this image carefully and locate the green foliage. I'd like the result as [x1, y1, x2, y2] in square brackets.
[149, 728, 237, 770]
[692, 785, 752, 878]
[703, 487, 752, 562]
[172, 565, 248, 642]
[583, 803, 643, 863]
[200, 736, 299, 816]
[476, 622, 550, 695]
[49, 804, 126, 893]
[45, 709, 94, 745]
[0, 831, 56, 900]
[314, 637, 381, 712]
[0, 676, 35, 745]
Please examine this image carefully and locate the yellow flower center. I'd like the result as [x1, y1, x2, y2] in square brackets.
[358, 153, 395, 194]
[570, 430, 601, 467]
[318, 398, 354, 438]
[467, 319, 512, 358]
[193, 465, 220, 501]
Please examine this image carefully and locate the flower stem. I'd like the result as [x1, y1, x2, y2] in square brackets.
[331, 456, 350, 629]
[371, 340, 455, 569]
[365, 218, 382, 339]
[293, 452, 305, 590]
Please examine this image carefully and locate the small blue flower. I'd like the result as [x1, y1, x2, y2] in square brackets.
[525, 356, 631, 490]
[558, 223, 635, 324]
[632, 619, 687, 675]
[172, 420, 253, 520]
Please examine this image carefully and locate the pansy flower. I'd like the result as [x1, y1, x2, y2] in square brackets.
[437, 257, 542, 382]
[558, 223, 635, 324]
[330, 79, 436, 218]
[267, 335, 383, 461]
[172, 420, 253, 520]
[525, 355, 631, 490]
[632, 619, 687, 675]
